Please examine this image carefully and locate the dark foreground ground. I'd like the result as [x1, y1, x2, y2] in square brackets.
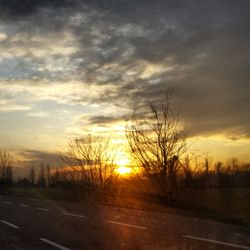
[0, 195, 249, 250]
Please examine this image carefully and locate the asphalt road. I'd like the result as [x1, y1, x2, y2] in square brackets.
[0, 195, 249, 249]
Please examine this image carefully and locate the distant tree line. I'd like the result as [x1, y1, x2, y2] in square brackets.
[0, 150, 13, 185]
[15, 164, 67, 188]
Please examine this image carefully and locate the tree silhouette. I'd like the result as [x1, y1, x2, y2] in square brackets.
[37, 163, 46, 187]
[61, 134, 117, 190]
[46, 164, 51, 188]
[126, 92, 187, 194]
[29, 166, 36, 187]
[0, 150, 13, 184]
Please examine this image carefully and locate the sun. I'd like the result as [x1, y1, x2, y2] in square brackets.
[116, 166, 132, 175]
[115, 157, 132, 176]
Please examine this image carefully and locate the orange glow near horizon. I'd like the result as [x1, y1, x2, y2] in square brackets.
[116, 166, 132, 175]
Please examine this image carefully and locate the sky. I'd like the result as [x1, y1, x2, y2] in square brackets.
[0, 0, 250, 169]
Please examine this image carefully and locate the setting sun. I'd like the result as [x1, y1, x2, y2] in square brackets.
[116, 166, 132, 175]
[115, 157, 132, 175]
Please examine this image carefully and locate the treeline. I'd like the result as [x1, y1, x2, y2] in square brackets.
[0, 150, 13, 185]
[2, 156, 249, 210]
[1, 148, 250, 211]
[177, 156, 250, 189]
[14, 164, 88, 189]
[8, 157, 250, 190]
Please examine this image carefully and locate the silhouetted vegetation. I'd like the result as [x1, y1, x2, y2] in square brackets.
[1, 151, 249, 225]
[126, 92, 187, 198]
[0, 150, 13, 185]
[60, 135, 118, 191]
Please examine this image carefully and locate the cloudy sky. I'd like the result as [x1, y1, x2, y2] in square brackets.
[0, 0, 250, 168]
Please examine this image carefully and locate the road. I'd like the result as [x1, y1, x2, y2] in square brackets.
[0, 195, 249, 249]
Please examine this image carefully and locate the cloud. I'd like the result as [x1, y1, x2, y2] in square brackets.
[0, 104, 31, 112]
[87, 115, 125, 125]
[0, 0, 249, 142]
[0, 94, 31, 112]
[0, 80, 119, 106]
[13, 149, 61, 177]
[16, 149, 60, 165]
[0, 0, 77, 18]
[25, 111, 49, 117]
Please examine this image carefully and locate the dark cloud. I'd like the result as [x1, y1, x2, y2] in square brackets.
[13, 149, 61, 178]
[16, 150, 60, 166]
[0, 0, 76, 18]
[87, 115, 124, 125]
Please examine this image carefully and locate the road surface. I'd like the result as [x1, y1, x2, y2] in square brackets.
[0, 195, 249, 249]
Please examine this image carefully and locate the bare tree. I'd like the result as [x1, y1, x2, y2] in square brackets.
[46, 164, 51, 188]
[226, 158, 239, 174]
[126, 93, 187, 194]
[51, 167, 61, 186]
[61, 134, 117, 190]
[0, 150, 13, 184]
[38, 163, 46, 187]
[29, 166, 36, 187]
[180, 154, 208, 205]
[215, 161, 224, 174]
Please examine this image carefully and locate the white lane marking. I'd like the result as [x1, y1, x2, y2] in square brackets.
[18, 203, 29, 208]
[36, 207, 50, 212]
[105, 220, 147, 230]
[3, 201, 13, 205]
[63, 212, 86, 218]
[40, 238, 70, 250]
[183, 235, 250, 250]
[1, 220, 19, 229]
